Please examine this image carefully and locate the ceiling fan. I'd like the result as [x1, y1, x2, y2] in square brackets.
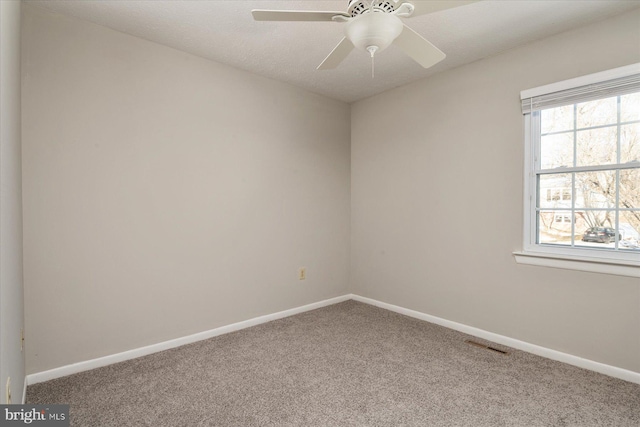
[252, 1, 478, 73]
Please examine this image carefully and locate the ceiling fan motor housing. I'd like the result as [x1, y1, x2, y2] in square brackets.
[345, 12, 403, 53]
[348, 1, 396, 16]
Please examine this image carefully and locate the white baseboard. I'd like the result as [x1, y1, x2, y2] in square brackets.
[26, 294, 351, 385]
[26, 293, 640, 387]
[350, 294, 640, 385]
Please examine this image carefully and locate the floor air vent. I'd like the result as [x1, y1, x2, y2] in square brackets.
[465, 339, 509, 355]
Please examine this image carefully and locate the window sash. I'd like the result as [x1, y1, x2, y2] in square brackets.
[523, 112, 639, 262]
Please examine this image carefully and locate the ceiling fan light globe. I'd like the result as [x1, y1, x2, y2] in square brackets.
[345, 12, 403, 54]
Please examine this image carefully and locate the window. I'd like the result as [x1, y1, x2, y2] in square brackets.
[546, 188, 571, 203]
[516, 64, 640, 277]
[554, 214, 571, 224]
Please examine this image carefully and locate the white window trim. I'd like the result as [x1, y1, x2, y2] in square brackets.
[515, 64, 640, 278]
[520, 63, 640, 100]
[513, 251, 639, 278]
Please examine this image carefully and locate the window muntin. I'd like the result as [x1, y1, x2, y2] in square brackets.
[532, 92, 640, 255]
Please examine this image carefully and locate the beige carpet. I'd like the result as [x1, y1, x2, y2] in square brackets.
[27, 300, 640, 426]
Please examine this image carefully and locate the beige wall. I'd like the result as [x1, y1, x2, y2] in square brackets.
[22, 5, 351, 374]
[351, 10, 640, 373]
[1, 0, 25, 403]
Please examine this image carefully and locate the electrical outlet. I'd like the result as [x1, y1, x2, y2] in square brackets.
[298, 267, 306, 280]
[5, 377, 11, 404]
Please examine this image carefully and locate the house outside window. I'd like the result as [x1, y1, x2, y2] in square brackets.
[515, 64, 640, 277]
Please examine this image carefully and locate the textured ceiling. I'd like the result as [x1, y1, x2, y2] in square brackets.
[25, 0, 640, 103]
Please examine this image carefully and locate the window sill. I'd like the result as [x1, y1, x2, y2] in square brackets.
[513, 251, 640, 278]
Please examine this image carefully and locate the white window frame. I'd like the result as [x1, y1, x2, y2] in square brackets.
[514, 64, 640, 278]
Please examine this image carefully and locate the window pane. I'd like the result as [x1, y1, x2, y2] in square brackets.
[620, 123, 640, 164]
[541, 104, 574, 134]
[540, 133, 573, 169]
[575, 210, 616, 249]
[620, 93, 640, 123]
[576, 126, 617, 167]
[538, 173, 571, 209]
[576, 96, 617, 128]
[619, 168, 639, 210]
[538, 210, 572, 246]
[575, 171, 616, 209]
[619, 210, 640, 251]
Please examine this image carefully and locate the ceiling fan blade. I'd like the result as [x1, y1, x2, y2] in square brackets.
[398, 1, 479, 17]
[317, 38, 355, 70]
[393, 25, 446, 68]
[252, 10, 350, 22]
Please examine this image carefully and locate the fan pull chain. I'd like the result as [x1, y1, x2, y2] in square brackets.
[372, 54, 374, 78]
[367, 46, 378, 79]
